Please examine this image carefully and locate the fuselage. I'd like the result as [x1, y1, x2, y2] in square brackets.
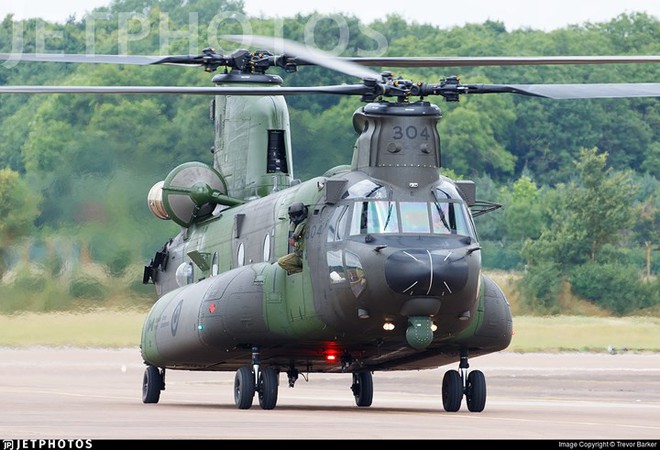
[140, 168, 512, 373]
[140, 97, 512, 374]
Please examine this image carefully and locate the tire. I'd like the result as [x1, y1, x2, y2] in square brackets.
[466, 370, 487, 412]
[234, 366, 255, 409]
[258, 367, 279, 410]
[351, 371, 373, 407]
[442, 369, 462, 412]
[142, 365, 162, 404]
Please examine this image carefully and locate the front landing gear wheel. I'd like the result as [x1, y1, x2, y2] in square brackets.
[234, 366, 255, 409]
[258, 367, 279, 410]
[142, 365, 164, 404]
[442, 369, 462, 412]
[351, 370, 373, 407]
[466, 370, 487, 412]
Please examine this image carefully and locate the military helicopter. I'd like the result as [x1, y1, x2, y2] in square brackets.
[1, 35, 659, 413]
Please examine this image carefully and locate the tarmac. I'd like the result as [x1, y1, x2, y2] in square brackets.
[0, 347, 659, 440]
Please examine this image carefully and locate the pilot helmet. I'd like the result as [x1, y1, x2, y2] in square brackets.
[288, 202, 308, 223]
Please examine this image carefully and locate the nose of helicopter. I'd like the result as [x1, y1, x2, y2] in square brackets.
[384, 248, 469, 300]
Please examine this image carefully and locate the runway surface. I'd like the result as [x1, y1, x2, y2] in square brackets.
[0, 348, 659, 440]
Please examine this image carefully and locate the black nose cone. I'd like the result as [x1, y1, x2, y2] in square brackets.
[384, 249, 468, 297]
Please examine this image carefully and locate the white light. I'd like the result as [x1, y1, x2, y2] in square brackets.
[383, 322, 395, 331]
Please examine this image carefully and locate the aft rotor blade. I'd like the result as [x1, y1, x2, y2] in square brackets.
[0, 84, 370, 96]
[4, 52, 659, 71]
[348, 55, 660, 68]
[0, 53, 188, 65]
[222, 34, 381, 81]
[464, 83, 660, 99]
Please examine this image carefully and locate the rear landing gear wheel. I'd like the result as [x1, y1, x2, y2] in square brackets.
[234, 366, 255, 409]
[142, 365, 164, 404]
[442, 369, 462, 412]
[466, 370, 486, 412]
[258, 367, 279, 410]
[351, 370, 373, 407]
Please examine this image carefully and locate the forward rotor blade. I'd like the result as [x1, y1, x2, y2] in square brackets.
[348, 55, 660, 68]
[222, 34, 381, 80]
[464, 83, 660, 99]
[0, 84, 369, 96]
[1, 82, 657, 100]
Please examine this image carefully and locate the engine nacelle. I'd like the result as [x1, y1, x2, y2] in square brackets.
[146, 162, 243, 227]
[147, 180, 169, 220]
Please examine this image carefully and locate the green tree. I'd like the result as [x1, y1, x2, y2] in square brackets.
[499, 175, 546, 242]
[631, 174, 659, 278]
[0, 168, 42, 275]
[439, 92, 517, 178]
[525, 148, 636, 266]
[520, 148, 641, 312]
[570, 148, 637, 262]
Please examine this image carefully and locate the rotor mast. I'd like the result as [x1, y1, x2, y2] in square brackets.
[351, 101, 443, 188]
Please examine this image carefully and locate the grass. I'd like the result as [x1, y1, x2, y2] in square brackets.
[1, 270, 657, 352]
[0, 310, 146, 348]
[508, 315, 660, 352]
[1, 310, 659, 352]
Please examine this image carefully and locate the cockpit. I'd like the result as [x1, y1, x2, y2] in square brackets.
[323, 177, 478, 300]
[349, 199, 473, 237]
[327, 178, 477, 240]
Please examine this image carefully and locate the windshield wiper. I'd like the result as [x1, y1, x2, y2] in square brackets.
[432, 191, 451, 231]
[383, 202, 393, 231]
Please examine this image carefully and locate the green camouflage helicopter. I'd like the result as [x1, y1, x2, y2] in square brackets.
[1, 35, 659, 412]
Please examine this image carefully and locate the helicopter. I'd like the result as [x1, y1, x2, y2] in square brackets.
[1, 34, 659, 413]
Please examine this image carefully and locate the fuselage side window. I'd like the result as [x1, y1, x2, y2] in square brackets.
[263, 233, 271, 261]
[237, 242, 245, 267]
[327, 250, 346, 283]
[211, 252, 219, 276]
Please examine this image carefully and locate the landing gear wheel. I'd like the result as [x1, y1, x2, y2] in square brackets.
[258, 367, 279, 410]
[442, 369, 463, 412]
[142, 365, 163, 404]
[466, 370, 487, 412]
[234, 366, 255, 409]
[351, 370, 373, 407]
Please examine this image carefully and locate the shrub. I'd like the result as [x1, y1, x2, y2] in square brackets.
[518, 262, 562, 314]
[568, 263, 651, 315]
[68, 276, 106, 301]
[481, 240, 524, 270]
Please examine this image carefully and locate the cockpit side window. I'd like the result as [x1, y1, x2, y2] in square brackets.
[327, 205, 349, 242]
[432, 186, 476, 238]
[432, 200, 475, 237]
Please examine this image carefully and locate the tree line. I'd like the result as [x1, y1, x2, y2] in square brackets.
[0, 0, 657, 314]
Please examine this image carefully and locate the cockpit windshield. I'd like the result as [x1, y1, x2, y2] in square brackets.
[349, 200, 474, 237]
